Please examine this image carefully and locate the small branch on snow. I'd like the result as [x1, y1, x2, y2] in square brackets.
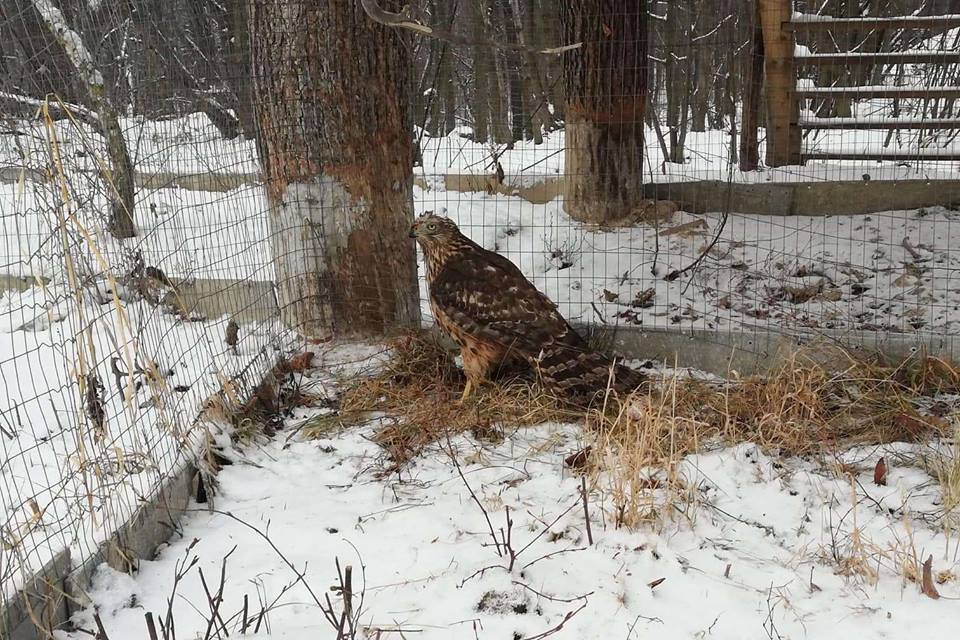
[580, 476, 594, 546]
[143, 612, 159, 640]
[183, 508, 326, 609]
[444, 433, 503, 557]
[520, 546, 588, 572]
[512, 581, 594, 604]
[360, 0, 582, 55]
[664, 210, 729, 285]
[519, 597, 590, 640]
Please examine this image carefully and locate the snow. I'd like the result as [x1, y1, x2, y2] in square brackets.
[1, 112, 259, 178]
[799, 85, 960, 95]
[794, 50, 959, 59]
[51, 348, 960, 640]
[417, 126, 960, 184]
[790, 12, 960, 23]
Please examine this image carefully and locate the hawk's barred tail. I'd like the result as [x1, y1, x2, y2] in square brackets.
[534, 342, 646, 406]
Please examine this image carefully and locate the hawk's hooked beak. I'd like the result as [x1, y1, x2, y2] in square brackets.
[408, 225, 417, 239]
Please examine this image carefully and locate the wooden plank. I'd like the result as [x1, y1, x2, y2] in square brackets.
[760, 0, 801, 167]
[802, 150, 960, 161]
[785, 15, 960, 32]
[796, 86, 960, 99]
[796, 51, 960, 65]
[800, 117, 960, 129]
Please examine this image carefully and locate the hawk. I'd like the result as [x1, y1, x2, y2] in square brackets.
[410, 213, 644, 406]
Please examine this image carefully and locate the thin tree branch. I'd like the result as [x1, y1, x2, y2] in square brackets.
[360, 0, 582, 55]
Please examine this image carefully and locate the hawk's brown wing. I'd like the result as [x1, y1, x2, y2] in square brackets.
[429, 249, 583, 356]
[431, 248, 644, 404]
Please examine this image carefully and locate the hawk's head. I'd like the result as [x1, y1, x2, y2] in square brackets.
[409, 213, 461, 247]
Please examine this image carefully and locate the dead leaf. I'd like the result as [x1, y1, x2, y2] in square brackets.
[647, 577, 666, 590]
[873, 457, 887, 486]
[820, 287, 843, 301]
[564, 447, 592, 470]
[921, 555, 941, 599]
[893, 273, 918, 287]
[784, 283, 822, 304]
[632, 288, 656, 308]
[893, 413, 932, 442]
[602, 289, 620, 302]
[936, 570, 956, 584]
[29, 498, 42, 523]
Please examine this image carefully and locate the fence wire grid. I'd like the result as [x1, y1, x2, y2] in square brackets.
[2, 0, 960, 635]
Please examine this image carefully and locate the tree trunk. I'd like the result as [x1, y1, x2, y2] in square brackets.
[561, 0, 648, 223]
[496, 0, 527, 142]
[739, 1, 764, 171]
[481, 2, 512, 144]
[467, 0, 491, 142]
[226, 0, 257, 138]
[249, 0, 420, 339]
[433, 0, 458, 136]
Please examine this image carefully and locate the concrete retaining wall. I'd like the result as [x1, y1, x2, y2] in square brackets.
[446, 173, 960, 216]
[580, 324, 958, 376]
[4, 167, 958, 215]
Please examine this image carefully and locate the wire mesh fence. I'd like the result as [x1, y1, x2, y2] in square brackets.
[1, 0, 960, 635]
[0, 2, 284, 632]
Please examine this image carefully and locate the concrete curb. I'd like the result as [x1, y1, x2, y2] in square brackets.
[1, 462, 196, 640]
[579, 324, 958, 376]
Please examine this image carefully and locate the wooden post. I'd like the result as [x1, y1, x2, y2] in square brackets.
[758, 0, 801, 167]
[739, 1, 764, 171]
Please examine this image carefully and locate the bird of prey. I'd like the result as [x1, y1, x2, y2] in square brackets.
[410, 213, 643, 405]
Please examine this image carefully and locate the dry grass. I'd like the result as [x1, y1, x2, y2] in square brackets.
[584, 347, 956, 529]
[285, 332, 960, 594]
[934, 420, 960, 527]
[301, 332, 580, 469]
[298, 332, 957, 531]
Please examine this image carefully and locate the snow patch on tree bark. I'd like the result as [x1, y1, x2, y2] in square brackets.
[269, 176, 363, 339]
[32, 0, 104, 90]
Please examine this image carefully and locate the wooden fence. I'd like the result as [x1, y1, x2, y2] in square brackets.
[746, 0, 960, 167]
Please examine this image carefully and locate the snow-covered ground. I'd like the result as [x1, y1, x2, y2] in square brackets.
[54, 345, 960, 640]
[416, 189, 960, 335]
[2, 104, 958, 188]
[1, 126, 279, 604]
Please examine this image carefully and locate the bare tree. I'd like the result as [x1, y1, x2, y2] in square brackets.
[249, 0, 420, 338]
[8, 0, 137, 238]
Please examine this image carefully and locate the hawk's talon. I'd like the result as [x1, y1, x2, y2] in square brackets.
[459, 379, 474, 403]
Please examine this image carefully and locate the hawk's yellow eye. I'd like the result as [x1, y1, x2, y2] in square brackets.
[427, 223, 437, 231]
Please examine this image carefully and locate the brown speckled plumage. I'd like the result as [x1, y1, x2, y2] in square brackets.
[410, 213, 643, 405]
